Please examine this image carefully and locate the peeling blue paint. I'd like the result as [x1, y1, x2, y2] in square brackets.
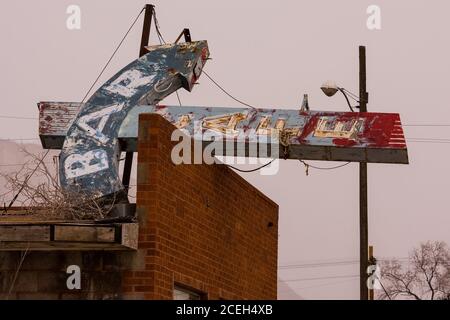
[59, 41, 209, 198]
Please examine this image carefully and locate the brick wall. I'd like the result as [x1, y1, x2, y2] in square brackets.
[0, 251, 125, 299]
[125, 114, 278, 300]
[0, 114, 278, 300]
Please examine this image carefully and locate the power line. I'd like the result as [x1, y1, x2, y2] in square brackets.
[150, 13, 253, 113]
[225, 159, 275, 173]
[202, 70, 258, 110]
[283, 274, 359, 283]
[408, 140, 450, 144]
[0, 115, 37, 120]
[175, 91, 182, 106]
[278, 256, 410, 270]
[80, 7, 145, 104]
[4, 110, 450, 128]
[404, 124, 450, 127]
[408, 137, 450, 141]
[300, 160, 351, 171]
[151, 8, 183, 107]
[278, 278, 358, 293]
[152, 8, 167, 45]
[0, 161, 53, 167]
[0, 138, 40, 141]
[279, 260, 359, 270]
[2, 133, 450, 169]
[4, 111, 450, 128]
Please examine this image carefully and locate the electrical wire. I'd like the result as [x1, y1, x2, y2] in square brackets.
[404, 124, 450, 127]
[3, 113, 450, 128]
[0, 115, 37, 120]
[2, 134, 450, 168]
[408, 140, 450, 144]
[0, 162, 53, 167]
[408, 137, 450, 141]
[279, 260, 359, 270]
[341, 88, 360, 102]
[278, 256, 410, 270]
[300, 160, 351, 170]
[202, 70, 258, 110]
[79, 7, 145, 104]
[176, 91, 182, 106]
[278, 278, 359, 292]
[151, 8, 181, 108]
[152, 9, 167, 45]
[225, 159, 275, 173]
[0, 138, 40, 141]
[283, 274, 359, 283]
[3, 6, 450, 166]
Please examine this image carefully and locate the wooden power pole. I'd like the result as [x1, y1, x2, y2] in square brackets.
[122, 4, 154, 193]
[359, 45, 369, 300]
[368, 245, 375, 300]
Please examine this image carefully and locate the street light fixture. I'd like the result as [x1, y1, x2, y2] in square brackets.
[320, 80, 356, 112]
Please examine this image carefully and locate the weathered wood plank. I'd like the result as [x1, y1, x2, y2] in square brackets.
[0, 222, 138, 251]
[0, 242, 131, 251]
[0, 226, 50, 242]
[121, 223, 139, 250]
[54, 225, 115, 243]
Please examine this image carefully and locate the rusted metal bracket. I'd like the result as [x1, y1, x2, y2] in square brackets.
[174, 28, 192, 44]
[139, 4, 154, 57]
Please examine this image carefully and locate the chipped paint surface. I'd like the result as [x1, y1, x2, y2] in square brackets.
[38, 102, 82, 136]
[39, 103, 408, 164]
[118, 105, 406, 148]
[58, 41, 209, 198]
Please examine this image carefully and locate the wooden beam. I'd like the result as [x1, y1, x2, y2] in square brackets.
[54, 225, 115, 243]
[0, 225, 50, 242]
[0, 222, 138, 251]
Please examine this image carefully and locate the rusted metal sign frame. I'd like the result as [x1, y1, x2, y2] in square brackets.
[39, 103, 408, 164]
[36, 38, 408, 203]
[56, 41, 210, 200]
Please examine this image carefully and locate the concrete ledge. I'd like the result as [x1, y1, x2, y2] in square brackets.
[0, 221, 138, 251]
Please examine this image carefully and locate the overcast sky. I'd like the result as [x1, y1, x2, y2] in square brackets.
[1, 0, 450, 299]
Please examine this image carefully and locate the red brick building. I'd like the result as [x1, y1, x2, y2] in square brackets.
[0, 114, 278, 300]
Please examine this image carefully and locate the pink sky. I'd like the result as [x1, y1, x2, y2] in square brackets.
[1, 0, 450, 299]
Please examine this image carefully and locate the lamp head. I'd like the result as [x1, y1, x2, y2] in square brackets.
[321, 80, 339, 97]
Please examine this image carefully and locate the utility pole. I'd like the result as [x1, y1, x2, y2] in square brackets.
[122, 4, 154, 193]
[359, 45, 369, 300]
[368, 245, 375, 300]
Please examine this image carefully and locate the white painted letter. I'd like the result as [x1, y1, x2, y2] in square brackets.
[64, 149, 109, 179]
[77, 103, 124, 144]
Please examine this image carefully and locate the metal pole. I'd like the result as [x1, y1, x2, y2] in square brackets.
[122, 4, 154, 192]
[139, 4, 154, 57]
[368, 245, 374, 300]
[359, 45, 368, 300]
